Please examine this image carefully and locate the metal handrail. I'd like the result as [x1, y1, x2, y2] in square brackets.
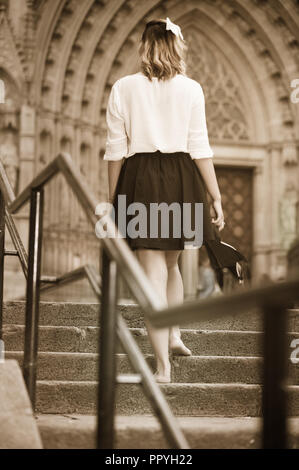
[0, 163, 28, 278]
[0, 163, 99, 294]
[0, 154, 189, 449]
[4, 154, 165, 315]
[0, 153, 298, 449]
[9, 153, 297, 326]
[147, 276, 299, 328]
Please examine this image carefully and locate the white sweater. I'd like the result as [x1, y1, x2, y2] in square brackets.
[103, 72, 214, 161]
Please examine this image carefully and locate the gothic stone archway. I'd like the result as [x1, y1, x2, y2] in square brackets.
[5, 0, 296, 289]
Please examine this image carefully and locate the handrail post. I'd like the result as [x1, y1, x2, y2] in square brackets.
[262, 302, 288, 448]
[97, 248, 118, 449]
[24, 188, 44, 409]
[0, 191, 5, 340]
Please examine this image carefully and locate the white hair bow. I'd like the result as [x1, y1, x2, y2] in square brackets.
[165, 17, 184, 40]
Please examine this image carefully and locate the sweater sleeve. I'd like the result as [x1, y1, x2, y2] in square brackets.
[187, 84, 214, 159]
[103, 81, 128, 161]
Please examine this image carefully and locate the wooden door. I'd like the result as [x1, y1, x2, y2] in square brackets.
[214, 166, 253, 265]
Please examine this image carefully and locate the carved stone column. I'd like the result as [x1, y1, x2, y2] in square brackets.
[278, 137, 299, 277]
[251, 163, 269, 280]
[268, 144, 284, 280]
[15, 104, 36, 258]
[19, 104, 35, 189]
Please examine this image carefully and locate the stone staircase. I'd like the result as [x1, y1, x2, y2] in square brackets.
[2, 300, 299, 449]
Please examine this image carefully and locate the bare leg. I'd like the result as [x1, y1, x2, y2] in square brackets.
[166, 250, 192, 356]
[136, 249, 171, 382]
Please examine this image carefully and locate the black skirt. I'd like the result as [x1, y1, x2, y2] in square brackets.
[111, 150, 217, 251]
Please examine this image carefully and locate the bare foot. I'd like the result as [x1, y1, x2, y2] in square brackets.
[154, 371, 171, 383]
[154, 361, 171, 383]
[169, 338, 192, 356]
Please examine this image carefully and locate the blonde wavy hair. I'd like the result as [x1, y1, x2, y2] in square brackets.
[138, 19, 187, 81]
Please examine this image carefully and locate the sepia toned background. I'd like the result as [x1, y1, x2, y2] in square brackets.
[0, 0, 299, 299]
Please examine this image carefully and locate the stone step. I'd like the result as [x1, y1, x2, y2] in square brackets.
[3, 324, 299, 357]
[35, 381, 299, 417]
[6, 351, 299, 385]
[3, 301, 299, 331]
[36, 414, 299, 449]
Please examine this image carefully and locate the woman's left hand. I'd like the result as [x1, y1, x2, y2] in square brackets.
[212, 199, 225, 231]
